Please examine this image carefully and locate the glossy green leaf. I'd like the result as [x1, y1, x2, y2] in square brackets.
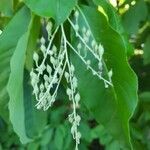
[71, 6, 138, 149]
[7, 32, 32, 144]
[0, 6, 31, 120]
[54, 125, 66, 150]
[25, 15, 41, 70]
[0, 0, 13, 17]
[93, 0, 122, 32]
[7, 15, 47, 143]
[143, 36, 150, 65]
[93, 0, 134, 56]
[25, 0, 77, 25]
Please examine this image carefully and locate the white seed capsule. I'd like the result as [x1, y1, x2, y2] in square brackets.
[46, 21, 53, 32]
[82, 26, 86, 34]
[40, 83, 44, 92]
[75, 93, 80, 103]
[68, 114, 74, 123]
[70, 64, 75, 73]
[65, 71, 70, 82]
[76, 132, 81, 144]
[98, 62, 102, 70]
[52, 45, 57, 52]
[77, 43, 82, 50]
[40, 37, 45, 44]
[108, 69, 113, 78]
[74, 10, 79, 18]
[45, 81, 49, 89]
[92, 70, 97, 75]
[108, 69, 113, 82]
[94, 44, 98, 51]
[0, 30, 2, 35]
[86, 60, 91, 66]
[66, 88, 72, 98]
[33, 85, 39, 95]
[98, 44, 104, 57]
[91, 40, 96, 48]
[50, 56, 56, 64]
[75, 115, 81, 125]
[46, 65, 52, 75]
[73, 77, 78, 88]
[30, 69, 34, 78]
[58, 67, 63, 75]
[44, 74, 49, 81]
[104, 82, 109, 88]
[40, 44, 46, 53]
[33, 52, 39, 62]
[86, 29, 91, 37]
[74, 24, 79, 32]
[39, 92, 44, 99]
[83, 35, 89, 43]
[36, 104, 42, 110]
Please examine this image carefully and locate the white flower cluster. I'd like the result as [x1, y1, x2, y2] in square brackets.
[30, 20, 81, 149]
[68, 9, 113, 88]
[30, 7, 113, 150]
[30, 21, 66, 111]
[61, 25, 81, 150]
[65, 64, 81, 149]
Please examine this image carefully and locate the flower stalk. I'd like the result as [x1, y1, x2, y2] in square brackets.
[30, 7, 113, 150]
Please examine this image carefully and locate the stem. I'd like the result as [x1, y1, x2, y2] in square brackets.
[68, 18, 101, 62]
[61, 25, 79, 150]
[66, 39, 112, 86]
[37, 49, 66, 103]
[36, 59, 67, 109]
[61, 25, 77, 117]
[37, 26, 59, 77]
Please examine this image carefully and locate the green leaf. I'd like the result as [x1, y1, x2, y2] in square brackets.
[143, 36, 150, 65]
[93, 0, 134, 56]
[25, 15, 41, 70]
[7, 32, 32, 144]
[54, 125, 66, 150]
[71, 6, 138, 149]
[24, 15, 48, 139]
[7, 14, 47, 143]
[24, 0, 77, 25]
[0, 0, 13, 17]
[41, 126, 53, 146]
[0, 6, 31, 121]
[93, 0, 122, 32]
[23, 70, 47, 139]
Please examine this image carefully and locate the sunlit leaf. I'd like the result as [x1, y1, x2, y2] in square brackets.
[71, 6, 138, 149]
[25, 0, 77, 25]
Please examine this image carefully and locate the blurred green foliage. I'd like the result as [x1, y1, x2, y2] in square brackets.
[0, 0, 149, 150]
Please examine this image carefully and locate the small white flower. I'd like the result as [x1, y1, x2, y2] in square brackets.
[65, 71, 70, 82]
[74, 24, 79, 32]
[40, 37, 46, 44]
[74, 10, 79, 18]
[75, 93, 80, 103]
[0, 30, 2, 35]
[66, 88, 72, 98]
[77, 43, 82, 50]
[82, 26, 86, 34]
[33, 52, 39, 62]
[40, 44, 46, 53]
[46, 21, 53, 33]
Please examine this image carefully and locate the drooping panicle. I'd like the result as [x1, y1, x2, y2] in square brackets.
[67, 9, 113, 87]
[30, 6, 113, 150]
